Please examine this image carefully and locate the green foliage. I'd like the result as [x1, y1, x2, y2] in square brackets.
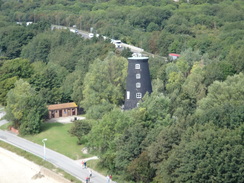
[120, 47, 132, 58]
[5, 79, 47, 134]
[203, 60, 236, 86]
[197, 73, 244, 112]
[126, 151, 155, 183]
[115, 123, 147, 172]
[69, 119, 92, 145]
[0, 57, 34, 108]
[20, 96, 48, 135]
[0, 58, 33, 82]
[0, 26, 35, 59]
[5, 79, 36, 127]
[1, 0, 244, 182]
[128, 6, 172, 30]
[139, 92, 172, 128]
[0, 77, 18, 106]
[156, 124, 244, 183]
[173, 62, 206, 118]
[225, 42, 244, 73]
[195, 103, 244, 129]
[81, 53, 127, 119]
[87, 108, 130, 171]
[21, 32, 53, 63]
[147, 123, 185, 171]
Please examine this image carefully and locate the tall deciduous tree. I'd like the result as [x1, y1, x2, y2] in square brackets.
[0, 58, 33, 82]
[115, 123, 147, 172]
[197, 72, 244, 113]
[0, 58, 33, 105]
[5, 79, 47, 134]
[126, 151, 155, 183]
[81, 53, 127, 119]
[87, 108, 130, 171]
[69, 119, 92, 145]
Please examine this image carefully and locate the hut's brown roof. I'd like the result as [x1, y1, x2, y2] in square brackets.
[48, 102, 77, 110]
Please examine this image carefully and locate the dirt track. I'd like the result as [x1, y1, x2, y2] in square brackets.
[0, 147, 71, 183]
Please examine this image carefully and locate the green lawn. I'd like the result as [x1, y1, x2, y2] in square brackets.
[24, 122, 91, 160]
[1, 121, 112, 181]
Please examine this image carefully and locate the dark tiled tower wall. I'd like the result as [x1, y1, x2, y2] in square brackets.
[124, 57, 152, 110]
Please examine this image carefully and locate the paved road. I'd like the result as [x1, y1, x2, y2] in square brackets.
[51, 24, 144, 54]
[0, 113, 108, 183]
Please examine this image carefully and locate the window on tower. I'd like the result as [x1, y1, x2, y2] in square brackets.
[136, 82, 141, 88]
[136, 73, 141, 79]
[135, 64, 140, 69]
[136, 93, 142, 98]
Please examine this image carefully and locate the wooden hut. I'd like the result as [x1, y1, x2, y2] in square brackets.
[48, 102, 78, 119]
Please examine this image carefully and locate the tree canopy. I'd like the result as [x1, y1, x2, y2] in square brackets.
[0, 0, 243, 182]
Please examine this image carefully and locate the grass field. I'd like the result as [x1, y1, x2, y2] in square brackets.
[24, 122, 92, 160]
[0, 117, 107, 178]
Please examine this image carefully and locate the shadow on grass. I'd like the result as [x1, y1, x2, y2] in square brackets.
[41, 122, 64, 132]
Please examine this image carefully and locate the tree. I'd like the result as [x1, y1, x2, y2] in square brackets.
[5, 79, 47, 134]
[19, 94, 48, 135]
[5, 79, 35, 128]
[173, 62, 206, 118]
[21, 32, 53, 63]
[69, 119, 92, 144]
[147, 22, 160, 32]
[197, 72, 244, 113]
[0, 76, 18, 106]
[139, 92, 172, 128]
[115, 123, 147, 173]
[147, 123, 185, 171]
[0, 58, 33, 82]
[126, 151, 155, 183]
[194, 103, 244, 129]
[0, 26, 34, 59]
[225, 42, 244, 73]
[203, 60, 235, 87]
[61, 70, 82, 103]
[81, 53, 127, 119]
[156, 124, 244, 183]
[120, 47, 132, 58]
[30, 62, 68, 104]
[86, 108, 131, 171]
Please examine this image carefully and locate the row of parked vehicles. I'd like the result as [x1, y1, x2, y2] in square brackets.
[88, 33, 122, 48]
[70, 27, 122, 49]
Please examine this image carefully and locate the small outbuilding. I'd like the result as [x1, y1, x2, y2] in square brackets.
[169, 53, 181, 60]
[48, 102, 78, 119]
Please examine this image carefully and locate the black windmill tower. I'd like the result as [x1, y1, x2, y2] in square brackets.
[124, 57, 152, 110]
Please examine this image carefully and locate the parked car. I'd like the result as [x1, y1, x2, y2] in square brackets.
[88, 33, 94, 38]
[111, 40, 122, 48]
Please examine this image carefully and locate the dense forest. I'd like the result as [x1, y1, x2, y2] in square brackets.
[0, 0, 243, 182]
